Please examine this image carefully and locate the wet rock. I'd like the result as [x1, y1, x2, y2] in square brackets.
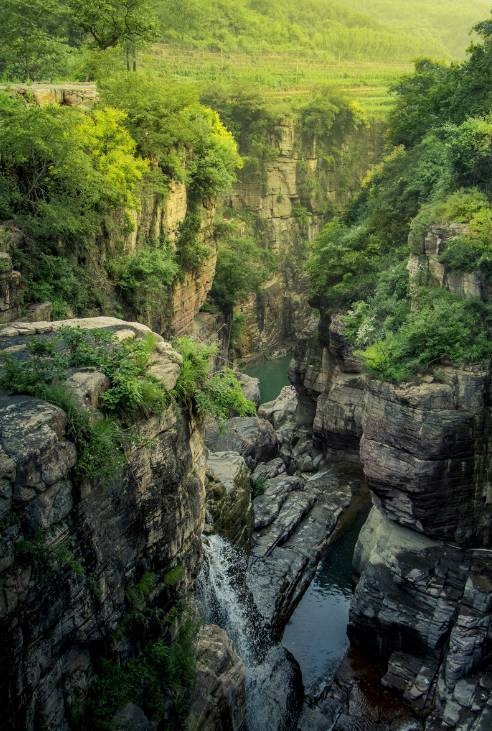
[253, 475, 305, 530]
[205, 417, 278, 469]
[247, 646, 303, 731]
[247, 468, 356, 633]
[187, 624, 246, 731]
[206, 452, 253, 547]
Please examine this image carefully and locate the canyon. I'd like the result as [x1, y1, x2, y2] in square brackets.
[1, 84, 491, 731]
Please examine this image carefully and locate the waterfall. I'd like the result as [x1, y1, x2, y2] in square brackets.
[198, 533, 302, 731]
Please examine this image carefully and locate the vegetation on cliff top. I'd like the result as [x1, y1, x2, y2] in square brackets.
[0, 0, 487, 117]
[0, 328, 254, 487]
[0, 75, 241, 321]
[308, 13, 492, 382]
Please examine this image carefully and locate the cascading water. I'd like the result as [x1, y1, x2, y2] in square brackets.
[198, 534, 302, 731]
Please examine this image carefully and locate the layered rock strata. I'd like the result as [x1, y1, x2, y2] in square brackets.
[292, 224, 492, 729]
[0, 317, 245, 731]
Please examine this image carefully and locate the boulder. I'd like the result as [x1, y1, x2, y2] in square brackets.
[259, 385, 297, 429]
[236, 373, 261, 407]
[206, 452, 253, 546]
[186, 624, 246, 731]
[64, 368, 110, 414]
[251, 458, 286, 484]
[205, 417, 278, 469]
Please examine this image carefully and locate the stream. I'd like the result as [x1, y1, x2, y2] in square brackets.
[199, 354, 368, 730]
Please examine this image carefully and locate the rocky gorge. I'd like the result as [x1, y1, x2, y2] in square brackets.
[1, 70, 492, 731]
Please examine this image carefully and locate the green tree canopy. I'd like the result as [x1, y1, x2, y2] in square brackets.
[68, 0, 158, 69]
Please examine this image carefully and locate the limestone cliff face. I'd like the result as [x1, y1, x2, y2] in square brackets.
[118, 184, 218, 337]
[226, 119, 379, 358]
[292, 224, 492, 728]
[0, 86, 218, 341]
[0, 317, 208, 731]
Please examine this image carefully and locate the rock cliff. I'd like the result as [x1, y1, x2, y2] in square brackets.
[0, 317, 245, 731]
[225, 118, 380, 358]
[291, 225, 492, 729]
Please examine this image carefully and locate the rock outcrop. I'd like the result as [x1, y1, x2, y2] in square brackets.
[0, 317, 210, 730]
[186, 624, 246, 731]
[205, 452, 253, 547]
[205, 417, 278, 470]
[293, 223, 492, 730]
[247, 467, 359, 635]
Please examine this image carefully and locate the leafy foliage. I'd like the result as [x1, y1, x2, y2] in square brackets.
[100, 74, 242, 196]
[308, 11, 492, 383]
[74, 612, 199, 730]
[111, 240, 179, 316]
[0, 93, 147, 243]
[172, 337, 256, 419]
[212, 217, 275, 314]
[0, 0, 73, 81]
[356, 289, 492, 383]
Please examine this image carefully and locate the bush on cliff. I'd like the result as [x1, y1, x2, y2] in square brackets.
[211, 217, 275, 316]
[355, 289, 492, 383]
[100, 74, 242, 199]
[0, 93, 147, 243]
[0, 328, 170, 484]
[172, 337, 256, 419]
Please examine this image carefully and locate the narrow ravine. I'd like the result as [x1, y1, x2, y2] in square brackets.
[282, 510, 369, 695]
[200, 354, 370, 730]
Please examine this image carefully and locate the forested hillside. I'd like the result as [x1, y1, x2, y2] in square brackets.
[157, 0, 489, 60]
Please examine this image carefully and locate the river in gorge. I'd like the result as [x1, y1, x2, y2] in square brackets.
[199, 353, 370, 730]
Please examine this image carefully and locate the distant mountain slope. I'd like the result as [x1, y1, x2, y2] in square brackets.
[156, 0, 490, 61]
[347, 0, 491, 57]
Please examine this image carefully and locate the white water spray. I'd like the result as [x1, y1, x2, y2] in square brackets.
[198, 533, 301, 731]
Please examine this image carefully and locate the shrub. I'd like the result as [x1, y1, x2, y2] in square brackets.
[12, 251, 99, 319]
[100, 75, 241, 198]
[409, 189, 492, 271]
[112, 241, 179, 315]
[74, 612, 199, 730]
[357, 289, 492, 383]
[175, 212, 211, 273]
[0, 328, 171, 485]
[0, 94, 147, 244]
[212, 217, 275, 315]
[343, 261, 410, 347]
[172, 337, 256, 419]
[306, 219, 386, 309]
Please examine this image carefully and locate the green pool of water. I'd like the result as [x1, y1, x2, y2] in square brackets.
[243, 354, 292, 405]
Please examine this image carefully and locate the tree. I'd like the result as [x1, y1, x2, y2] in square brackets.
[68, 0, 158, 71]
[0, 0, 71, 81]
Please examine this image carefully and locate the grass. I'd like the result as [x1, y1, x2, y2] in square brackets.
[143, 44, 409, 117]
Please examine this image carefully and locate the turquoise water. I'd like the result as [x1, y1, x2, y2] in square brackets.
[243, 354, 292, 405]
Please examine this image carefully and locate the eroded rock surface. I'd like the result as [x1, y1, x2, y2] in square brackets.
[205, 452, 253, 547]
[247, 468, 360, 635]
[187, 624, 246, 731]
